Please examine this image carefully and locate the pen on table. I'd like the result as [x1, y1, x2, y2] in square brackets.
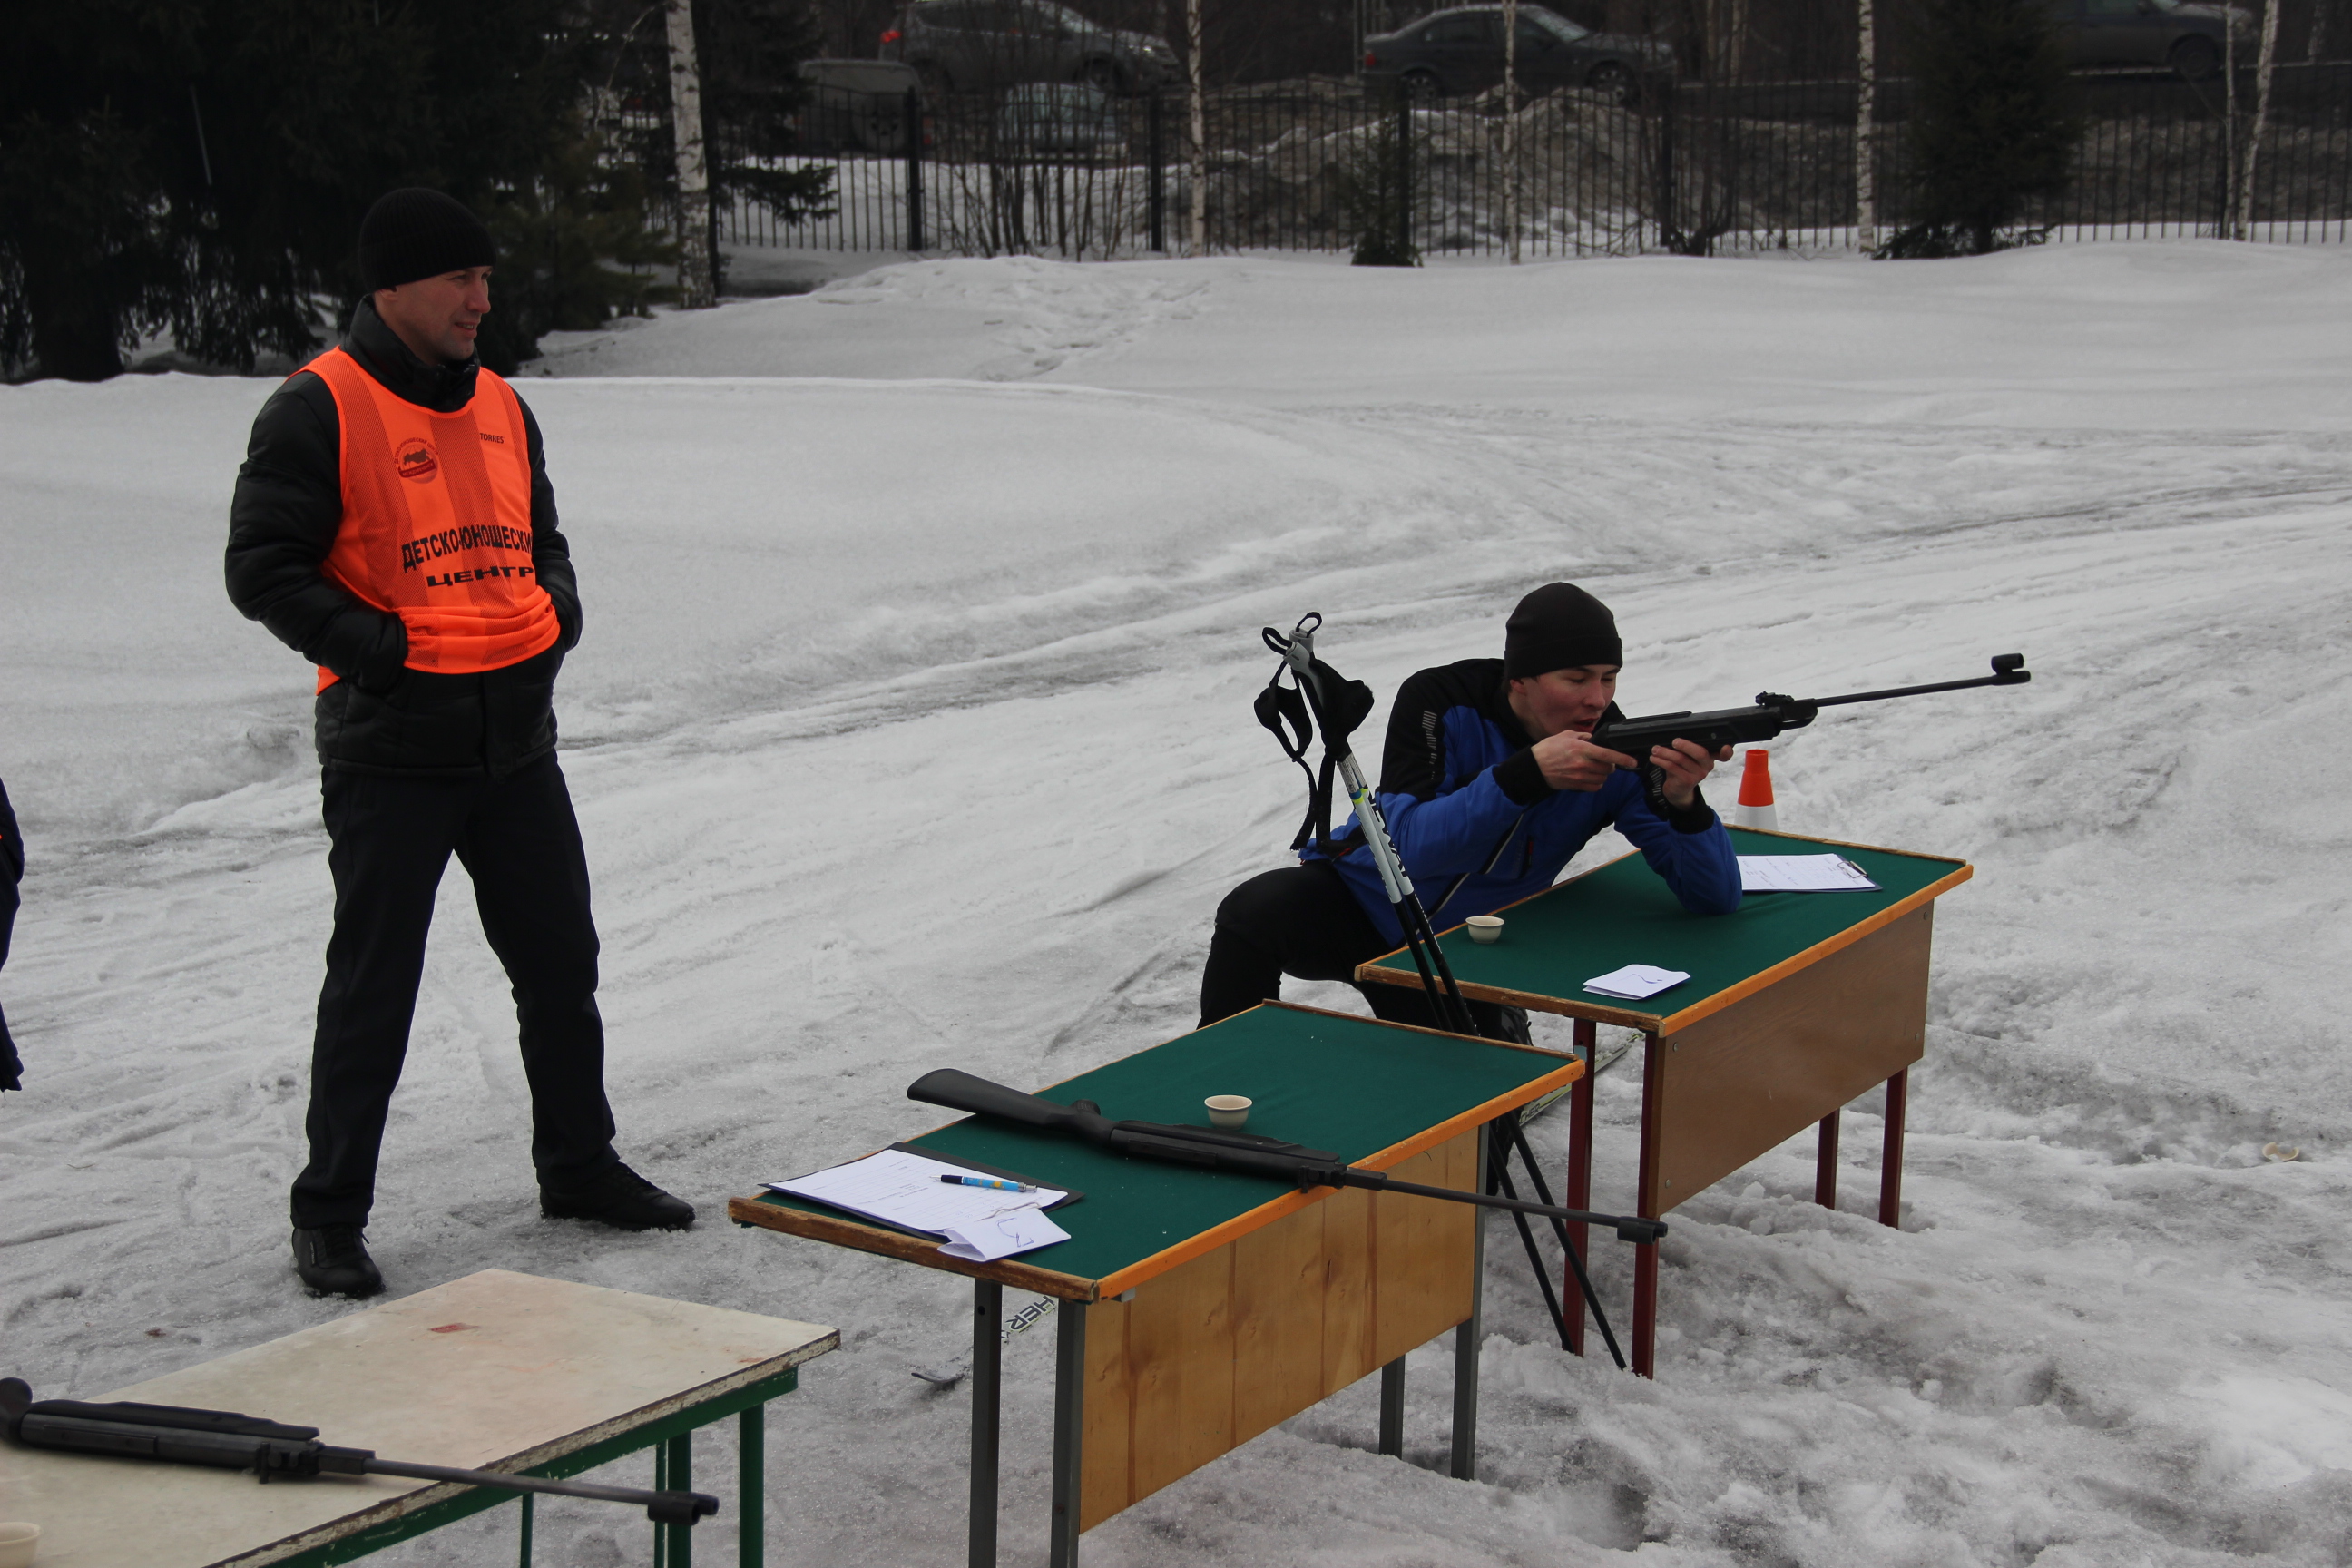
[940, 1174, 1037, 1193]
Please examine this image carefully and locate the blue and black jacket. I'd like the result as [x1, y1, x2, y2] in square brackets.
[1303, 658, 1741, 947]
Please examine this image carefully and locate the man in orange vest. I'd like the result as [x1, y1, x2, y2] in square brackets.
[226, 189, 691, 1298]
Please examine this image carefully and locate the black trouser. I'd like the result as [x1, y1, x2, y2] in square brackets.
[290, 753, 619, 1229]
[1199, 862, 1528, 1041]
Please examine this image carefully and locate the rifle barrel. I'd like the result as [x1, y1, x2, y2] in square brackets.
[1350, 1171, 1667, 1242]
[364, 1458, 719, 1521]
[1803, 657, 2029, 710]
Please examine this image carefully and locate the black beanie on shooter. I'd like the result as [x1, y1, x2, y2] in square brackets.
[358, 189, 495, 291]
[1504, 583, 1622, 678]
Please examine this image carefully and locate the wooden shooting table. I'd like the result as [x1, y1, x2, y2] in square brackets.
[728, 1001, 1582, 1568]
[1360, 827, 1971, 1379]
[0, 1269, 836, 1568]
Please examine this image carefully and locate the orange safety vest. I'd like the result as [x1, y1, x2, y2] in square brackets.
[301, 347, 561, 691]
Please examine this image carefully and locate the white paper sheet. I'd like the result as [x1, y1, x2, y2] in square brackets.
[766, 1148, 1071, 1259]
[1739, 854, 1881, 893]
[1582, 963, 1692, 1000]
[938, 1206, 1073, 1262]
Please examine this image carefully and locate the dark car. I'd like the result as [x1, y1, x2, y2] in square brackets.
[1360, 5, 1673, 105]
[881, 0, 1178, 96]
[795, 59, 927, 155]
[2054, 0, 2250, 78]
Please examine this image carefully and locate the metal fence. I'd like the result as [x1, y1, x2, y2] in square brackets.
[723, 62, 2352, 258]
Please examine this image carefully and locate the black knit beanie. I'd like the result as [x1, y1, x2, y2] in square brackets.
[1504, 583, 1622, 678]
[358, 189, 495, 291]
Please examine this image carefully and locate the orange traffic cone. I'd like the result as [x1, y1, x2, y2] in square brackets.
[1735, 748, 1778, 830]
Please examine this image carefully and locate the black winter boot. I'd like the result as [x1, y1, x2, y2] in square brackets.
[292, 1225, 384, 1298]
[540, 1163, 695, 1231]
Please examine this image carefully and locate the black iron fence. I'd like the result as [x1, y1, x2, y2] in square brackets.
[722, 62, 2352, 257]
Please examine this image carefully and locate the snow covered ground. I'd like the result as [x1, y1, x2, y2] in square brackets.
[4, 241, 2351, 1566]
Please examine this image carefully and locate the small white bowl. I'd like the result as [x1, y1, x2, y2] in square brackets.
[0, 1521, 42, 1568]
[1204, 1094, 1253, 1130]
[1465, 916, 1504, 945]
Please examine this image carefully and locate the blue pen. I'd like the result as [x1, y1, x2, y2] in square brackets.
[940, 1173, 1037, 1193]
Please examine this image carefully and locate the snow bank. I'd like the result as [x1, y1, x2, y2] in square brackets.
[4, 241, 2349, 1566]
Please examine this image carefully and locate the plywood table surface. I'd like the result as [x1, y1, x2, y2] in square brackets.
[0, 1269, 836, 1568]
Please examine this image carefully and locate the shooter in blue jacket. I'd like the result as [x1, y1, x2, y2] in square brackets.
[1199, 583, 1741, 1036]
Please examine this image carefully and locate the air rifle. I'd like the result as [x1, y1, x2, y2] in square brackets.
[907, 1068, 1667, 1244]
[1588, 653, 2032, 812]
[0, 1378, 719, 1527]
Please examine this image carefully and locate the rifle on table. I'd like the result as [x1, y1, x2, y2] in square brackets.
[0, 1378, 719, 1526]
[1589, 653, 2032, 813]
[907, 1068, 1667, 1244]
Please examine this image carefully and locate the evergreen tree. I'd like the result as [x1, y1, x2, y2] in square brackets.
[0, 0, 691, 380]
[1878, 0, 2085, 257]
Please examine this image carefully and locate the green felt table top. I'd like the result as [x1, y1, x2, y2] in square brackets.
[1364, 828, 1967, 1028]
[750, 1003, 1576, 1289]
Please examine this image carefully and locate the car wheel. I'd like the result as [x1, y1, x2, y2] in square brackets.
[1586, 61, 1639, 107]
[1401, 68, 1441, 101]
[915, 59, 954, 96]
[2170, 34, 2220, 80]
[1081, 56, 1122, 93]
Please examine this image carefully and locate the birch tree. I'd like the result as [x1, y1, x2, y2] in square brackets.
[1189, 0, 1207, 255]
[1503, 0, 1521, 262]
[2238, 0, 2281, 239]
[665, 0, 715, 307]
[1857, 0, 1878, 249]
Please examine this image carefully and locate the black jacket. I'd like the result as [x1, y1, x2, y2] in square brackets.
[224, 299, 582, 778]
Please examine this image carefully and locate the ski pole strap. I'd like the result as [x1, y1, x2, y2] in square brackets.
[1255, 674, 1367, 858]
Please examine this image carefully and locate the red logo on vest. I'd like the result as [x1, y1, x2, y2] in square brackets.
[396, 438, 440, 483]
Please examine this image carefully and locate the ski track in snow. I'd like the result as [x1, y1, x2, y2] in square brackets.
[4, 243, 2351, 1565]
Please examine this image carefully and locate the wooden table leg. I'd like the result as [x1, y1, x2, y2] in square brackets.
[1048, 1301, 1087, 1568]
[1377, 1357, 1406, 1457]
[1563, 1017, 1596, 1358]
[1632, 1033, 1663, 1379]
[1815, 1110, 1841, 1210]
[969, 1279, 1002, 1568]
[1450, 1127, 1487, 1481]
[1878, 1069, 1908, 1229]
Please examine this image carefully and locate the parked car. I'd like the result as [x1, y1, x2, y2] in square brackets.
[794, 59, 927, 155]
[995, 83, 1123, 154]
[2054, 0, 2249, 78]
[1360, 5, 1673, 105]
[881, 0, 1178, 96]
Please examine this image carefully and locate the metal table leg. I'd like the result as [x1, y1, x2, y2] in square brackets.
[1878, 1069, 1908, 1228]
[739, 1405, 764, 1568]
[517, 1493, 531, 1567]
[1048, 1301, 1087, 1568]
[652, 1433, 692, 1567]
[1377, 1357, 1406, 1457]
[1816, 1109, 1842, 1210]
[970, 1279, 1003, 1568]
[1450, 1127, 1487, 1482]
[1632, 1032, 1664, 1379]
[1563, 1018, 1596, 1357]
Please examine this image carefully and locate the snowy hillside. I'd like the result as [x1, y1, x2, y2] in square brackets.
[2, 242, 2348, 1565]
